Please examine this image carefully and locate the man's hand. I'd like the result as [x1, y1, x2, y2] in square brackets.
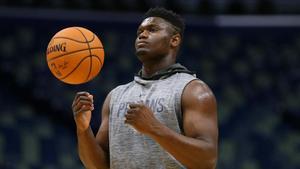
[72, 92, 94, 133]
[125, 103, 162, 135]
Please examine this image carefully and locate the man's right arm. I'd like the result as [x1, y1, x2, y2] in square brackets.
[73, 92, 110, 169]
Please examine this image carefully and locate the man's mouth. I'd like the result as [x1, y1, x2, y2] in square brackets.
[137, 42, 148, 48]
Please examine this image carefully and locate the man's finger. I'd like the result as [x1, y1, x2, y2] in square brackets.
[74, 92, 89, 100]
[74, 95, 93, 106]
[73, 99, 91, 111]
[77, 95, 93, 102]
[126, 108, 136, 114]
[129, 103, 143, 109]
[125, 113, 134, 119]
[76, 91, 90, 96]
[74, 105, 94, 116]
[73, 92, 90, 103]
[73, 101, 94, 112]
[124, 118, 133, 124]
[77, 101, 94, 108]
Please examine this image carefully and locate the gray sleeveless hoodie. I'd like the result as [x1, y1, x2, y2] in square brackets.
[109, 63, 197, 169]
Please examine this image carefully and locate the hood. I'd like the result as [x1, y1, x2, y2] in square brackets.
[135, 63, 195, 83]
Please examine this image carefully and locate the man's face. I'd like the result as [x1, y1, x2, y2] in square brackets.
[135, 17, 174, 62]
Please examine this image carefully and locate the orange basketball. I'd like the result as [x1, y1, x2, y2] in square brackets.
[46, 27, 104, 84]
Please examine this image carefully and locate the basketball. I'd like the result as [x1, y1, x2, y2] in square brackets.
[46, 27, 104, 84]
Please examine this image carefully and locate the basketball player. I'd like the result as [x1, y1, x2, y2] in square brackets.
[72, 7, 218, 169]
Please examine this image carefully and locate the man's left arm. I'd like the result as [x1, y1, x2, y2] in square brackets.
[125, 80, 218, 169]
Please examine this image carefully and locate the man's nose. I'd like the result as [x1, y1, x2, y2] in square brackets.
[138, 30, 148, 39]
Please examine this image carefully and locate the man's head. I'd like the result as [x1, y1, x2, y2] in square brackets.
[135, 7, 185, 63]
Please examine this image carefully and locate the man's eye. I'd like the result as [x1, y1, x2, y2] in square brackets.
[149, 28, 157, 32]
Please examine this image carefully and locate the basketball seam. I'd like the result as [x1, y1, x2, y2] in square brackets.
[75, 28, 93, 81]
[59, 55, 101, 80]
[52, 34, 95, 43]
[47, 47, 103, 62]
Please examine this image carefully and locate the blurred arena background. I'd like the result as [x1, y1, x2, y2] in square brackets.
[0, 0, 299, 169]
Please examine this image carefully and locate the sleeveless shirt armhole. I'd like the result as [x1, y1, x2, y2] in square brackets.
[179, 78, 199, 134]
[108, 90, 114, 114]
[109, 82, 134, 114]
[108, 85, 124, 113]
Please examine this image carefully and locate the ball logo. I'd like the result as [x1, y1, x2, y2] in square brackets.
[50, 60, 69, 77]
[46, 42, 67, 55]
[51, 63, 62, 77]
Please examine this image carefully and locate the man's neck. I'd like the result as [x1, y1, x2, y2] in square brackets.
[141, 61, 175, 78]
[139, 51, 177, 78]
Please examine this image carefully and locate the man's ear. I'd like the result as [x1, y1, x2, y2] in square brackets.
[170, 33, 181, 48]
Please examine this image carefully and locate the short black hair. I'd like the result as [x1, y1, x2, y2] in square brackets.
[144, 7, 185, 38]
